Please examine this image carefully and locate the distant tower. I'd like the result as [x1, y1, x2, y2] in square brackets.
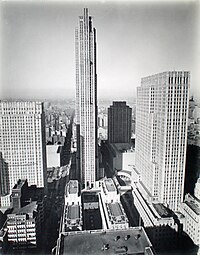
[75, 8, 98, 189]
[0, 152, 9, 197]
[108, 101, 132, 143]
[135, 71, 190, 211]
[0, 101, 47, 207]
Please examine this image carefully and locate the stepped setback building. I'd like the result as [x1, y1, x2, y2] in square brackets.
[75, 8, 99, 188]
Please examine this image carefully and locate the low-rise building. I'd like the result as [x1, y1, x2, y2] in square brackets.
[180, 194, 200, 246]
[6, 202, 40, 249]
[132, 181, 184, 250]
[104, 201, 129, 230]
[46, 145, 63, 168]
[55, 227, 155, 255]
[100, 178, 129, 230]
[4, 179, 45, 250]
[65, 180, 80, 205]
[61, 204, 82, 232]
[60, 180, 82, 233]
[101, 178, 119, 203]
[103, 142, 135, 174]
[180, 177, 200, 246]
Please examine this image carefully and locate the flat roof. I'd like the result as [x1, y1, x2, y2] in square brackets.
[46, 144, 60, 153]
[108, 202, 123, 218]
[110, 143, 133, 153]
[185, 195, 200, 215]
[104, 178, 116, 192]
[59, 227, 154, 255]
[68, 180, 78, 194]
[152, 203, 173, 218]
[66, 205, 80, 220]
[13, 201, 38, 215]
[13, 179, 27, 190]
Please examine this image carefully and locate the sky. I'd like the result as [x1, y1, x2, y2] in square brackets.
[0, 0, 199, 101]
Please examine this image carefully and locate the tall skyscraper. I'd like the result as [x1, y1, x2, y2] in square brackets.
[0, 101, 47, 206]
[75, 8, 98, 188]
[135, 71, 189, 211]
[108, 101, 132, 143]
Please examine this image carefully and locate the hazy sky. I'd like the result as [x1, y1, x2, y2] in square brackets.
[0, 0, 199, 100]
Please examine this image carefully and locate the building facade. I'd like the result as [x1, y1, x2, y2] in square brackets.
[135, 71, 190, 211]
[6, 202, 41, 249]
[180, 177, 200, 246]
[5, 179, 45, 250]
[108, 102, 132, 143]
[75, 8, 98, 188]
[0, 101, 47, 206]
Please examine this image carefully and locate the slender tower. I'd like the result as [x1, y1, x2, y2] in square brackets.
[75, 8, 98, 189]
[135, 71, 190, 211]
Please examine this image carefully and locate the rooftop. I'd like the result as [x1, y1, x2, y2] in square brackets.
[46, 144, 60, 154]
[68, 180, 79, 195]
[13, 179, 27, 190]
[108, 202, 123, 217]
[185, 194, 200, 215]
[12, 201, 38, 215]
[104, 178, 116, 192]
[106, 202, 127, 224]
[111, 143, 133, 154]
[58, 227, 154, 255]
[66, 205, 80, 220]
[153, 203, 173, 218]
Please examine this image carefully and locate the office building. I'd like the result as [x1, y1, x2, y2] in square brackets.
[103, 142, 135, 174]
[0, 101, 47, 207]
[46, 144, 62, 168]
[5, 179, 45, 249]
[60, 180, 82, 232]
[180, 177, 200, 246]
[108, 102, 132, 143]
[100, 178, 129, 230]
[180, 193, 200, 246]
[135, 71, 189, 211]
[55, 227, 155, 255]
[75, 8, 98, 188]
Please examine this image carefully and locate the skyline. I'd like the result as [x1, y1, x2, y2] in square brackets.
[0, 1, 200, 100]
